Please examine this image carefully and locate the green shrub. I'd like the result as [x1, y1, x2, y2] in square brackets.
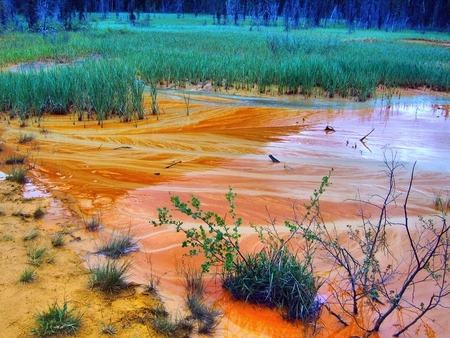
[32, 301, 82, 336]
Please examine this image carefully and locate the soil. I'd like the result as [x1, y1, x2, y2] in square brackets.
[1, 88, 449, 337]
[0, 180, 164, 337]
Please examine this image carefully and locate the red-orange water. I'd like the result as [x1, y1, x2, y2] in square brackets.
[3, 90, 449, 337]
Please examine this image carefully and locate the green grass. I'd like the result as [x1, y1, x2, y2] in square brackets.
[31, 301, 82, 337]
[6, 166, 28, 184]
[17, 132, 36, 144]
[4, 154, 27, 165]
[83, 214, 102, 231]
[0, 20, 449, 124]
[33, 205, 46, 219]
[20, 267, 36, 283]
[27, 246, 48, 266]
[96, 230, 139, 259]
[222, 247, 319, 322]
[88, 259, 131, 293]
[23, 229, 39, 241]
[51, 233, 66, 247]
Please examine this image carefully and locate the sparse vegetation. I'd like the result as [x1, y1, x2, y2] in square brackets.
[0, 233, 13, 241]
[83, 214, 102, 231]
[151, 310, 193, 338]
[20, 267, 36, 283]
[6, 166, 28, 184]
[51, 233, 66, 247]
[4, 154, 27, 165]
[96, 230, 139, 259]
[17, 133, 36, 144]
[33, 205, 46, 219]
[31, 301, 82, 337]
[88, 259, 131, 293]
[27, 246, 48, 266]
[23, 229, 39, 241]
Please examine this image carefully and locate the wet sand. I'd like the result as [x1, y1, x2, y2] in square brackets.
[1, 89, 449, 337]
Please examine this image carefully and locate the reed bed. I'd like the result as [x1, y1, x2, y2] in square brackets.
[0, 19, 449, 121]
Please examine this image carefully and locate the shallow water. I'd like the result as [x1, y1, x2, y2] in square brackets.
[4, 90, 449, 337]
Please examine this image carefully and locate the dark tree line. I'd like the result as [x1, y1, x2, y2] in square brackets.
[0, 0, 448, 31]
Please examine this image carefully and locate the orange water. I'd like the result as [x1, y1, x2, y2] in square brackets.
[2, 90, 449, 337]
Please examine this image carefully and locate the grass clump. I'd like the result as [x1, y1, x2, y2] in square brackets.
[20, 267, 36, 283]
[31, 301, 82, 337]
[4, 154, 27, 165]
[51, 233, 66, 247]
[151, 313, 193, 338]
[96, 230, 139, 259]
[183, 268, 221, 334]
[23, 229, 39, 241]
[17, 132, 36, 144]
[6, 166, 28, 184]
[223, 247, 319, 322]
[27, 246, 48, 266]
[33, 205, 46, 219]
[83, 214, 102, 231]
[88, 259, 131, 293]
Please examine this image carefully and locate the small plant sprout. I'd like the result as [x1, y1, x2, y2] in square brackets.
[23, 229, 39, 241]
[17, 132, 36, 144]
[51, 232, 66, 247]
[20, 267, 36, 283]
[27, 246, 48, 266]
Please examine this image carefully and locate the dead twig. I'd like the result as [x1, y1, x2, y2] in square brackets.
[165, 160, 182, 169]
[360, 128, 375, 142]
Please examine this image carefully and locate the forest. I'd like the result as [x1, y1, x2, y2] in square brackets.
[0, 0, 449, 32]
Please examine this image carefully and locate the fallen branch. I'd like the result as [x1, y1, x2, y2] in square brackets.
[360, 128, 375, 142]
[323, 304, 349, 326]
[165, 160, 182, 169]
